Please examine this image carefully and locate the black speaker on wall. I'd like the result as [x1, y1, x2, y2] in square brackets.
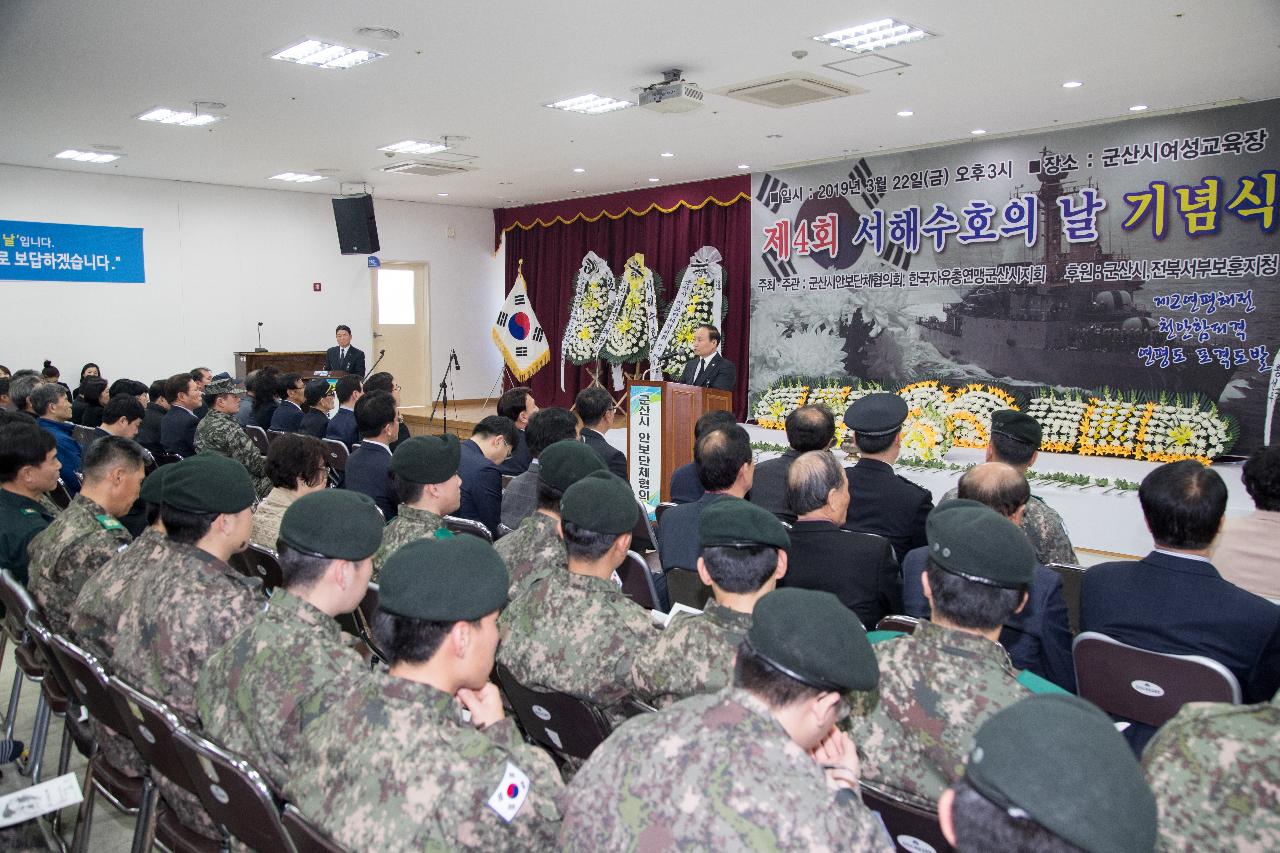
[332, 194, 380, 255]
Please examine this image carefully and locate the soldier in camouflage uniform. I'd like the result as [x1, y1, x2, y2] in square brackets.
[498, 471, 654, 725]
[1142, 691, 1280, 851]
[371, 434, 460, 579]
[940, 409, 1077, 565]
[111, 454, 263, 840]
[850, 500, 1041, 808]
[286, 535, 564, 851]
[561, 588, 892, 852]
[197, 490, 383, 792]
[631, 498, 788, 708]
[27, 436, 143, 632]
[0, 418, 61, 584]
[194, 377, 271, 499]
[494, 439, 604, 599]
[941, 695, 1157, 852]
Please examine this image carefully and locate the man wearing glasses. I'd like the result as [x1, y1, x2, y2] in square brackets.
[456, 415, 517, 535]
[270, 373, 307, 432]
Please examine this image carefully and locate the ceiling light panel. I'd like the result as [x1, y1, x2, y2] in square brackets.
[377, 140, 450, 155]
[270, 38, 386, 70]
[54, 149, 120, 164]
[136, 107, 223, 126]
[545, 94, 633, 114]
[814, 18, 933, 53]
[269, 172, 326, 182]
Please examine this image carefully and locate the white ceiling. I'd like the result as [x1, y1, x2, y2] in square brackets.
[3, 0, 1279, 210]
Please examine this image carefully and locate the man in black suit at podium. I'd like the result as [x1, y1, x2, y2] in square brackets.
[324, 325, 366, 377]
[678, 324, 736, 391]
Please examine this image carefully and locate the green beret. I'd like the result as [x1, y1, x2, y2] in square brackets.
[964, 694, 1157, 853]
[202, 378, 242, 398]
[162, 453, 255, 514]
[390, 434, 460, 485]
[139, 465, 172, 506]
[746, 589, 878, 693]
[279, 490, 383, 560]
[990, 409, 1042, 449]
[926, 499, 1034, 589]
[378, 536, 508, 621]
[560, 470, 637, 535]
[843, 392, 907, 436]
[699, 497, 790, 551]
[538, 440, 606, 492]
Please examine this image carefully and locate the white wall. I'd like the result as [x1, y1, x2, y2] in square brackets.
[0, 164, 504, 398]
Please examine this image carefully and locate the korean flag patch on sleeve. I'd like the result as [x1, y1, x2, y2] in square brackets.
[486, 762, 531, 823]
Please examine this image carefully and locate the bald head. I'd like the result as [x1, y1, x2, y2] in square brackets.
[787, 450, 847, 519]
[957, 462, 1030, 519]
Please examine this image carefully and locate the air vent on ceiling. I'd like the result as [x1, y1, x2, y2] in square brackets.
[720, 75, 864, 108]
[381, 160, 475, 176]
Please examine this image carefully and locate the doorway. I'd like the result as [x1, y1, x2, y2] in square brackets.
[370, 263, 430, 408]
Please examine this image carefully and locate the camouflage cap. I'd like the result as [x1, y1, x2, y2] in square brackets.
[138, 464, 172, 506]
[963, 694, 1157, 853]
[162, 453, 255, 514]
[378, 536, 508, 622]
[699, 497, 790, 551]
[390, 434, 460, 485]
[538, 439, 606, 492]
[279, 490, 383, 560]
[203, 377, 242, 398]
[746, 588, 878, 693]
[926, 499, 1034, 589]
[560, 470, 638, 535]
[990, 409, 1042, 449]
[843, 392, 908, 436]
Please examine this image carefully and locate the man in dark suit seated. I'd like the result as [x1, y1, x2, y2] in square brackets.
[668, 410, 737, 504]
[841, 392, 933, 561]
[501, 406, 579, 530]
[678, 324, 736, 391]
[341, 392, 399, 520]
[1081, 460, 1280, 716]
[658, 424, 753, 574]
[782, 450, 900, 630]
[159, 372, 201, 457]
[363, 372, 410, 450]
[268, 373, 306, 432]
[298, 380, 333, 439]
[325, 375, 363, 449]
[323, 324, 366, 377]
[496, 386, 539, 477]
[574, 386, 627, 479]
[749, 405, 835, 522]
[456, 415, 516, 535]
[901, 462, 1075, 690]
[136, 378, 169, 452]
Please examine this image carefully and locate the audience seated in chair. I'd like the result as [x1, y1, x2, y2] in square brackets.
[195, 377, 272, 499]
[32, 381, 82, 496]
[250, 434, 329, 550]
[496, 386, 539, 477]
[324, 375, 363, 449]
[657, 424, 754, 575]
[297, 379, 334, 439]
[342, 392, 400, 520]
[501, 406, 578, 530]
[456, 415, 516, 535]
[749, 404, 836, 521]
[1213, 443, 1280, 601]
[0, 417, 61, 583]
[668, 409, 738, 504]
[371, 434, 461, 579]
[363, 372, 411, 449]
[136, 378, 169, 451]
[158, 371, 200, 458]
[268, 372, 306, 432]
[573, 386, 627, 479]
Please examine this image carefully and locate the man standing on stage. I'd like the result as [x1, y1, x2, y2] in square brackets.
[679, 324, 736, 391]
[325, 325, 366, 377]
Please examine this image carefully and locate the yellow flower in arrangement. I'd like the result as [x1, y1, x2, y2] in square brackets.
[578, 327, 593, 340]
[676, 327, 694, 345]
[1166, 424, 1195, 446]
[615, 317, 633, 334]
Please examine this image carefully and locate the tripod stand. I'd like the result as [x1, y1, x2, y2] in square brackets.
[429, 348, 461, 434]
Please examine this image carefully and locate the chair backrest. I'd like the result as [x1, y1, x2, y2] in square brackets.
[105, 676, 196, 790]
[336, 582, 386, 664]
[630, 497, 659, 554]
[24, 612, 75, 701]
[1044, 562, 1087, 635]
[50, 479, 73, 509]
[267, 429, 287, 445]
[0, 568, 38, 640]
[494, 663, 611, 761]
[860, 782, 953, 853]
[443, 515, 493, 543]
[153, 451, 184, 467]
[320, 439, 349, 473]
[72, 424, 98, 451]
[665, 568, 712, 611]
[241, 543, 285, 592]
[654, 502, 677, 525]
[875, 615, 921, 634]
[282, 803, 348, 853]
[1072, 631, 1241, 728]
[45, 630, 132, 735]
[500, 474, 514, 491]
[495, 523, 515, 540]
[172, 726, 298, 853]
[242, 425, 271, 456]
[616, 550, 658, 611]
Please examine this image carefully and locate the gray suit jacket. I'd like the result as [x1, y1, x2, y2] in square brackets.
[501, 459, 539, 530]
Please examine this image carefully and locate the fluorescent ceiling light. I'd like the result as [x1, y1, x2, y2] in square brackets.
[737, 163, 750, 169]
[897, 110, 914, 117]
[1129, 104, 1149, 112]
[1062, 80, 1083, 88]
[647, 177, 660, 182]
[269, 172, 326, 183]
[54, 149, 120, 164]
[270, 38, 386, 70]
[660, 151, 674, 158]
[814, 18, 932, 53]
[436, 192, 449, 197]
[970, 128, 987, 135]
[573, 167, 586, 173]
[545, 94, 633, 114]
[378, 139, 450, 155]
[136, 107, 223, 126]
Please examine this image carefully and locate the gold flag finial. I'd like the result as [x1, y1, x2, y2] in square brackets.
[517, 257, 524, 273]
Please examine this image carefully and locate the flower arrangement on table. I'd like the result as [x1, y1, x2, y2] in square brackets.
[1025, 392, 1092, 453]
[944, 384, 1022, 449]
[1078, 397, 1153, 459]
[897, 380, 949, 413]
[898, 405, 954, 463]
[752, 382, 809, 430]
[1136, 395, 1237, 464]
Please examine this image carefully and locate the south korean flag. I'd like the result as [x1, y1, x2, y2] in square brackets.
[492, 259, 550, 383]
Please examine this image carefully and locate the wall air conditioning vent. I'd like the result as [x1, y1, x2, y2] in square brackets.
[381, 160, 475, 176]
[720, 75, 864, 108]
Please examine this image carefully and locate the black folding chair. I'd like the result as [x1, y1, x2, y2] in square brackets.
[154, 451, 184, 467]
[335, 582, 386, 665]
[495, 663, 611, 763]
[875, 615, 921, 634]
[654, 501, 677, 525]
[72, 424, 99, 452]
[49, 479, 73, 509]
[0, 570, 46, 770]
[616, 550, 659, 611]
[443, 515, 493, 543]
[1045, 562, 1087, 635]
[321, 439, 349, 487]
[860, 781, 953, 853]
[630, 497, 660, 555]
[501, 474, 514, 491]
[1073, 631, 1240, 728]
[282, 803, 349, 853]
[23, 614, 83, 785]
[665, 568, 712, 611]
[172, 726, 298, 853]
[242, 425, 271, 456]
[240, 543, 285, 592]
[495, 523, 515, 540]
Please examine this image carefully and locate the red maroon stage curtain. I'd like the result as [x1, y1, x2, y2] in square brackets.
[495, 176, 752, 419]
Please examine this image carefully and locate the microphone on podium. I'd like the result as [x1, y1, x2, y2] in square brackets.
[254, 321, 267, 353]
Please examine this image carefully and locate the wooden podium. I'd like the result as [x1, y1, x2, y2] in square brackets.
[234, 351, 327, 381]
[624, 380, 732, 508]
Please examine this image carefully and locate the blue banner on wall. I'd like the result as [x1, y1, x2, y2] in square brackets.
[0, 220, 145, 283]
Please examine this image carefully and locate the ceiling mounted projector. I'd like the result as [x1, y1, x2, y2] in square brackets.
[639, 69, 705, 114]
